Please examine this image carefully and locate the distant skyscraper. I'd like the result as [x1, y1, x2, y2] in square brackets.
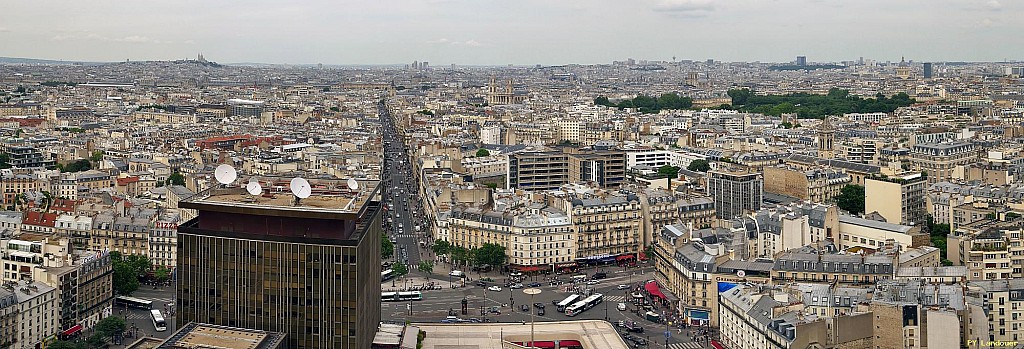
[923, 62, 933, 79]
[796, 56, 807, 66]
[176, 179, 382, 349]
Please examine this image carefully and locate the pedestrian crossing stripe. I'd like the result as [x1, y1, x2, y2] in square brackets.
[604, 296, 625, 302]
[670, 342, 704, 349]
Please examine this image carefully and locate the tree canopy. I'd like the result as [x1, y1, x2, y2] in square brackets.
[167, 172, 186, 186]
[658, 165, 680, 178]
[58, 159, 92, 173]
[475, 148, 490, 157]
[110, 252, 151, 296]
[687, 159, 711, 172]
[594, 92, 693, 114]
[835, 184, 865, 215]
[727, 88, 915, 119]
[474, 243, 506, 267]
[432, 240, 451, 257]
[381, 233, 394, 259]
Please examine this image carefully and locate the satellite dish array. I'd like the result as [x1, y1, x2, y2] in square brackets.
[213, 164, 361, 207]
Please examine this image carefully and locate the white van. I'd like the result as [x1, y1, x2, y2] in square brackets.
[449, 270, 465, 278]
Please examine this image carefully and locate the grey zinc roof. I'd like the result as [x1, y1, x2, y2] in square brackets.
[839, 215, 913, 233]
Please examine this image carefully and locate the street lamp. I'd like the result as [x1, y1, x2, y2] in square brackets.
[523, 288, 542, 348]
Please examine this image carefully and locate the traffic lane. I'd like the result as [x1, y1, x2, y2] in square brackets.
[118, 286, 177, 339]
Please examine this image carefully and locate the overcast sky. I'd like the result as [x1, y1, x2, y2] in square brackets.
[0, 0, 1020, 65]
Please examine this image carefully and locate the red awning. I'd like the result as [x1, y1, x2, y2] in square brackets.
[616, 255, 635, 261]
[515, 341, 555, 348]
[711, 340, 725, 349]
[556, 262, 577, 268]
[639, 251, 648, 261]
[518, 266, 542, 272]
[645, 281, 668, 300]
[62, 324, 83, 336]
[559, 340, 583, 347]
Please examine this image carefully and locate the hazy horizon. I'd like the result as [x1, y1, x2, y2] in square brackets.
[1, 0, 1021, 66]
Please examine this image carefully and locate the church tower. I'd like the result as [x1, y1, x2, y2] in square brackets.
[818, 117, 836, 158]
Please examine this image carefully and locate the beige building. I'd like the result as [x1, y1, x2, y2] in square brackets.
[948, 221, 1024, 280]
[909, 142, 976, 185]
[558, 191, 642, 259]
[763, 166, 851, 203]
[9, 282, 58, 349]
[446, 205, 576, 269]
[837, 215, 926, 253]
[864, 174, 927, 225]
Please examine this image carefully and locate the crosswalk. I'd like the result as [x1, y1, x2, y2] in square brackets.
[669, 342, 705, 349]
[604, 295, 626, 302]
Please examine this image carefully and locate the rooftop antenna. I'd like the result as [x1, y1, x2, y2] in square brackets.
[246, 177, 263, 197]
[290, 177, 311, 205]
[214, 164, 237, 187]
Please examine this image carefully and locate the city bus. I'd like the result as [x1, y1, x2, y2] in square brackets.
[564, 293, 603, 317]
[115, 296, 153, 310]
[382, 269, 397, 282]
[555, 294, 581, 312]
[381, 291, 423, 302]
[150, 309, 167, 332]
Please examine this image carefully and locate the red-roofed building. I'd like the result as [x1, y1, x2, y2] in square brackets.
[49, 199, 78, 213]
[22, 211, 58, 234]
[195, 135, 287, 150]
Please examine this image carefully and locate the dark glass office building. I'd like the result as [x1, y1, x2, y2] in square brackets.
[176, 179, 382, 349]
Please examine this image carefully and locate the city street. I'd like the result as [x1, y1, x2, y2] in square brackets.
[116, 283, 177, 341]
[379, 101, 427, 266]
[382, 267, 709, 349]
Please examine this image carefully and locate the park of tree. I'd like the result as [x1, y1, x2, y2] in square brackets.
[594, 93, 693, 114]
[727, 88, 915, 119]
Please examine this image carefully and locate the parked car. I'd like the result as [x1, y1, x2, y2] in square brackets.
[487, 286, 502, 292]
[521, 304, 530, 312]
[538, 309, 545, 316]
[533, 303, 545, 309]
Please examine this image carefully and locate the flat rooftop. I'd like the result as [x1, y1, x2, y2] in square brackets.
[182, 177, 379, 215]
[157, 322, 286, 349]
[413, 320, 630, 349]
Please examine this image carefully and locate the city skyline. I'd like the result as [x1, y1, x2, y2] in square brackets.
[1, 0, 1021, 65]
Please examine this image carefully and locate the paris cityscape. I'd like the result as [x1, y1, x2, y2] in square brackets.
[1, 1, 1024, 349]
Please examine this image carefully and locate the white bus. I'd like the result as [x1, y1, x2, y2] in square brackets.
[115, 296, 153, 310]
[555, 294, 582, 312]
[382, 291, 423, 302]
[565, 293, 604, 317]
[150, 309, 167, 332]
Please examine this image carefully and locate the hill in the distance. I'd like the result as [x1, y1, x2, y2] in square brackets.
[0, 56, 106, 65]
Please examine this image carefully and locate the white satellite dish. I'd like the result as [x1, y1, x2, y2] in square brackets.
[290, 177, 312, 199]
[347, 178, 359, 190]
[246, 179, 263, 196]
[214, 164, 237, 185]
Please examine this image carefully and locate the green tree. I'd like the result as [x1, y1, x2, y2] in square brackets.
[392, 262, 408, 276]
[167, 172, 186, 186]
[431, 240, 451, 257]
[728, 88, 753, 105]
[154, 265, 171, 282]
[46, 340, 84, 349]
[594, 96, 612, 107]
[381, 234, 394, 259]
[61, 159, 93, 173]
[110, 252, 150, 295]
[417, 261, 434, 274]
[95, 315, 127, 338]
[0, 153, 9, 169]
[87, 333, 107, 348]
[835, 185, 865, 215]
[686, 159, 710, 172]
[475, 148, 490, 157]
[90, 150, 103, 162]
[657, 165, 680, 178]
[474, 243, 507, 267]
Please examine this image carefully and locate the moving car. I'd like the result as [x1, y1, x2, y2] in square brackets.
[617, 284, 630, 290]
[510, 283, 524, 289]
[617, 303, 627, 311]
[487, 286, 502, 292]
[533, 303, 545, 309]
[586, 280, 600, 285]
[527, 282, 542, 287]
[521, 304, 530, 312]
